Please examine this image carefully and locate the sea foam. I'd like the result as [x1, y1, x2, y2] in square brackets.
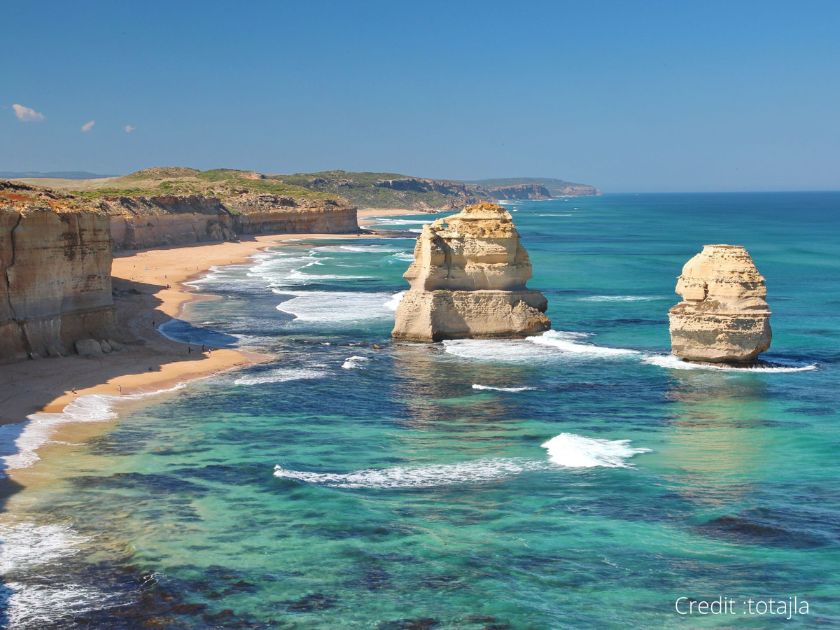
[274, 458, 544, 489]
[443, 330, 638, 362]
[0, 384, 184, 473]
[273, 433, 649, 488]
[643, 354, 818, 373]
[540, 433, 650, 468]
[579, 295, 660, 302]
[276, 291, 395, 323]
[234, 367, 327, 385]
[0, 521, 127, 626]
[527, 330, 639, 357]
[384, 291, 406, 311]
[341, 356, 370, 370]
[472, 384, 536, 392]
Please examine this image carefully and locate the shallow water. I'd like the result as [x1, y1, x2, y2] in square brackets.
[2, 193, 839, 628]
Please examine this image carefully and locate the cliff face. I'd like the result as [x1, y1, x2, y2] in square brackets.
[102, 195, 236, 250]
[0, 182, 115, 362]
[230, 195, 358, 235]
[392, 203, 550, 341]
[668, 244, 771, 363]
[485, 183, 551, 200]
[102, 193, 358, 250]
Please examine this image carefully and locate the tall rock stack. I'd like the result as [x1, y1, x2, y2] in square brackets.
[392, 203, 550, 341]
[668, 244, 771, 363]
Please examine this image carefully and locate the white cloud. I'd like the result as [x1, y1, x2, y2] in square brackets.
[81, 120, 96, 132]
[12, 103, 45, 122]
[124, 124, 136, 133]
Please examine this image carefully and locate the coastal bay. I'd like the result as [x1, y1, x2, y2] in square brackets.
[1, 193, 837, 627]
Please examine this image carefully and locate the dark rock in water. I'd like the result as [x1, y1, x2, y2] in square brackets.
[698, 508, 834, 548]
[377, 618, 440, 630]
[285, 592, 338, 612]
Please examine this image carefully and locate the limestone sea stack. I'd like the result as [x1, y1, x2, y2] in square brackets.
[392, 203, 550, 341]
[668, 244, 771, 363]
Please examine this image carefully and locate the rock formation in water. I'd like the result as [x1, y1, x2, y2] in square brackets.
[0, 182, 116, 361]
[392, 203, 550, 341]
[668, 244, 771, 363]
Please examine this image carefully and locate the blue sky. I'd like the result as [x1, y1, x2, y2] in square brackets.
[2, 1, 839, 192]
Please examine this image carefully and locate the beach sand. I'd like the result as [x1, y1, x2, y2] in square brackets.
[0, 207, 419, 486]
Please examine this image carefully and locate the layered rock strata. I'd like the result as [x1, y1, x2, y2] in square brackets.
[668, 244, 771, 363]
[392, 203, 550, 341]
[1, 182, 115, 362]
[103, 194, 358, 250]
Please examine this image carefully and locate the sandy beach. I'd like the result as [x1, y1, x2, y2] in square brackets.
[0, 207, 419, 486]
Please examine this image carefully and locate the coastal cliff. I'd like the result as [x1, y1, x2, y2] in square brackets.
[19, 168, 360, 251]
[275, 171, 598, 210]
[0, 182, 115, 362]
[392, 203, 550, 341]
[668, 244, 772, 363]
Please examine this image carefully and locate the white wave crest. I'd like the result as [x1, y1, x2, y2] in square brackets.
[390, 252, 415, 262]
[472, 384, 536, 392]
[234, 368, 327, 385]
[371, 219, 432, 226]
[541, 433, 650, 468]
[642, 354, 818, 373]
[443, 331, 637, 362]
[341, 356, 370, 370]
[527, 330, 639, 357]
[443, 338, 549, 362]
[579, 295, 659, 302]
[274, 433, 649, 489]
[317, 244, 403, 253]
[0, 521, 127, 625]
[0, 522, 88, 574]
[274, 458, 544, 489]
[4, 581, 124, 628]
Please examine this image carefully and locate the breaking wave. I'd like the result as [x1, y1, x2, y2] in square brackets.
[643, 354, 818, 373]
[443, 330, 638, 362]
[274, 458, 544, 489]
[274, 433, 649, 488]
[341, 356, 370, 370]
[234, 368, 328, 385]
[579, 295, 660, 302]
[527, 330, 639, 357]
[0, 384, 185, 473]
[472, 384, 536, 392]
[541, 433, 650, 468]
[276, 291, 395, 323]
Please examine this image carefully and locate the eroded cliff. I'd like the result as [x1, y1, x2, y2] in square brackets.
[392, 203, 550, 341]
[1, 182, 115, 362]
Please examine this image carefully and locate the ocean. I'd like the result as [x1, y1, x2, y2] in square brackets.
[2, 192, 839, 628]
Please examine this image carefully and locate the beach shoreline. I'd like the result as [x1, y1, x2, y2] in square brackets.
[0, 207, 418, 487]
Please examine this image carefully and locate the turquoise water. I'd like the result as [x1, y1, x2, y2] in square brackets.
[2, 193, 840, 628]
